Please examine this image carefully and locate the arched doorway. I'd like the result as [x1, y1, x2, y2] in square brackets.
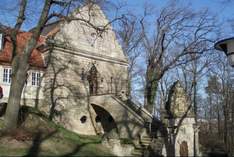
[180, 141, 188, 157]
[87, 65, 98, 95]
[91, 104, 118, 137]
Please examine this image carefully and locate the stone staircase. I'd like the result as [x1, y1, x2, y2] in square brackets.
[131, 136, 164, 156]
[131, 136, 152, 156]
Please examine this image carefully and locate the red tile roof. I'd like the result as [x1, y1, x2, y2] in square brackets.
[0, 31, 46, 68]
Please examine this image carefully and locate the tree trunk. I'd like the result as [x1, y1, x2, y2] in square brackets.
[4, 0, 52, 130]
[223, 103, 228, 151]
[4, 55, 29, 130]
[164, 135, 176, 157]
[217, 109, 221, 137]
[144, 64, 159, 113]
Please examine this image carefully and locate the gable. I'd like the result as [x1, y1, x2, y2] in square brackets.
[54, 4, 127, 62]
[166, 81, 194, 118]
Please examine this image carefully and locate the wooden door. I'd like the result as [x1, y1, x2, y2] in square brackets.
[180, 141, 188, 157]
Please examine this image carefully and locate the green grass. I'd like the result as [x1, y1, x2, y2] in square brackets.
[0, 147, 28, 156]
[0, 119, 4, 129]
[0, 107, 115, 156]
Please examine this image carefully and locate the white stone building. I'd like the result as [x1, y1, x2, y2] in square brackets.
[162, 81, 200, 156]
[0, 4, 152, 141]
[0, 30, 45, 106]
[0, 4, 199, 156]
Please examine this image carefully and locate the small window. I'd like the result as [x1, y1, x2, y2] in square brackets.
[3, 68, 11, 84]
[80, 116, 87, 123]
[32, 71, 41, 86]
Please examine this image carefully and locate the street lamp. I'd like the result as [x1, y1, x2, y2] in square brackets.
[193, 123, 197, 157]
[214, 37, 234, 156]
[214, 37, 234, 67]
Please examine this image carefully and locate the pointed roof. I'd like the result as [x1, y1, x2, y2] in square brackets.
[40, 3, 127, 63]
[165, 81, 194, 118]
[0, 27, 46, 68]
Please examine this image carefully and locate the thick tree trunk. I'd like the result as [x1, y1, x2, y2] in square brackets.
[4, 0, 52, 130]
[164, 135, 176, 157]
[223, 103, 228, 150]
[144, 64, 159, 114]
[4, 55, 29, 130]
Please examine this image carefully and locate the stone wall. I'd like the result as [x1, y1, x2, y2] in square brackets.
[175, 118, 195, 156]
[40, 4, 131, 136]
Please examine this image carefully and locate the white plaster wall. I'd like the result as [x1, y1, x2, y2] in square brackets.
[162, 118, 196, 157]
[0, 65, 44, 106]
[175, 118, 195, 157]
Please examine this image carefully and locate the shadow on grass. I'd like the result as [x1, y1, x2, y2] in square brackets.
[24, 130, 57, 157]
[22, 129, 110, 157]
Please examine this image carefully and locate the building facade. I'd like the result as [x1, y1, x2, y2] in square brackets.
[0, 4, 152, 141]
[162, 81, 200, 156]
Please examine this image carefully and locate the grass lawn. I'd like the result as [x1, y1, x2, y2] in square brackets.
[0, 107, 115, 156]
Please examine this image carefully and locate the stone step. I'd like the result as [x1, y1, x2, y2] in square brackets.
[134, 144, 143, 149]
[141, 137, 152, 142]
[140, 140, 151, 145]
[141, 140, 151, 143]
[132, 150, 143, 156]
[140, 143, 150, 147]
[142, 136, 151, 139]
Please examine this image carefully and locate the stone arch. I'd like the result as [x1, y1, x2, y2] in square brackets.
[180, 140, 188, 157]
[89, 95, 148, 139]
[91, 103, 118, 137]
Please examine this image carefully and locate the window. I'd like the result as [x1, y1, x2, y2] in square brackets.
[32, 72, 41, 86]
[80, 116, 87, 123]
[88, 65, 98, 95]
[3, 68, 11, 83]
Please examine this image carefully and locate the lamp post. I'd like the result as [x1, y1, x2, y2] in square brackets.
[193, 123, 197, 157]
[214, 37, 234, 66]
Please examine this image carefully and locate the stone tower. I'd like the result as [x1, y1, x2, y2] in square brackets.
[162, 81, 199, 156]
[165, 81, 194, 118]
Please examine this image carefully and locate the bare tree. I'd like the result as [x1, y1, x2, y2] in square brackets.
[116, 14, 142, 97]
[207, 54, 234, 154]
[3, 0, 121, 130]
[140, 2, 216, 113]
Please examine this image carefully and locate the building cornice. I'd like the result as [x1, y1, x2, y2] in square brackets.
[51, 45, 129, 66]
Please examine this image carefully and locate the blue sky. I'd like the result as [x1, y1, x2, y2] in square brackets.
[0, 0, 234, 32]
[0, 0, 233, 101]
[124, 0, 234, 34]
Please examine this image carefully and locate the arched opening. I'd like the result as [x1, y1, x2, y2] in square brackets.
[87, 65, 98, 95]
[180, 140, 189, 157]
[91, 104, 118, 136]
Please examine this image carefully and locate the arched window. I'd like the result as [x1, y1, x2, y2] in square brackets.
[180, 141, 188, 157]
[87, 65, 98, 95]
